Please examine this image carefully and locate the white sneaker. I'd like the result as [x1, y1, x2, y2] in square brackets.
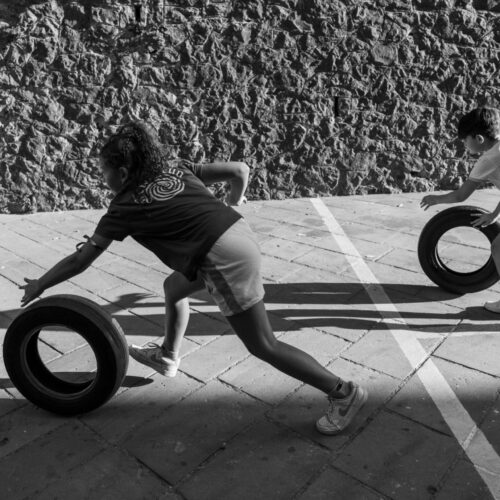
[128, 343, 180, 377]
[316, 382, 368, 435]
[484, 299, 500, 314]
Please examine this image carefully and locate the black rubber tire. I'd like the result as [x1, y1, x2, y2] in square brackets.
[3, 294, 128, 415]
[418, 205, 500, 294]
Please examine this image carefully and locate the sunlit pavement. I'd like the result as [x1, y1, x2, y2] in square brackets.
[1, 190, 500, 499]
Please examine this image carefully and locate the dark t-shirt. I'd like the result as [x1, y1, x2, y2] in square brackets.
[95, 160, 242, 280]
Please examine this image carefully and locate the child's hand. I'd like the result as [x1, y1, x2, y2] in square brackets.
[472, 212, 499, 228]
[19, 278, 43, 307]
[420, 195, 441, 210]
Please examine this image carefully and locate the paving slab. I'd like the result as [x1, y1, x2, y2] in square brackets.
[333, 410, 461, 499]
[1, 192, 500, 499]
[179, 418, 330, 500]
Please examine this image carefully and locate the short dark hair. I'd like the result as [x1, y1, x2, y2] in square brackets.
[457, 107, 500, 140]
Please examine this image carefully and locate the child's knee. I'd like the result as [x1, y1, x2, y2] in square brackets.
[247, 337, 278, 360]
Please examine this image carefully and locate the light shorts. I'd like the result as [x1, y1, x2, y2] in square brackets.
[199, 218, 265, 316]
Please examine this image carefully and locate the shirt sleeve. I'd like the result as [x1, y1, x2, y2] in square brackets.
[469, 156, 497, 183]
[179, 160, 203, 179]
[95, 207, 129, 241]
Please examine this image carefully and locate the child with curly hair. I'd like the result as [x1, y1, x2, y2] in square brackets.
[20, 121, 367, 435]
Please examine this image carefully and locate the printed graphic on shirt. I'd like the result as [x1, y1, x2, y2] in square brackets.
[133, 167, 185, 204]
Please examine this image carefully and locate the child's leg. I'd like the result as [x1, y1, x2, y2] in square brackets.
[162, 271, 205, 357]
[225, 300, 349, 397]
[491, 234, 500, 272]
[484, 234, 500, 312]
[129, 271, 205, 376]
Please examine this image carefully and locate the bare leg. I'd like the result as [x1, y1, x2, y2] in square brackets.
[225, 300, 348, 396]
[492, 234, 500, 273]
[162, 271, 205, 356]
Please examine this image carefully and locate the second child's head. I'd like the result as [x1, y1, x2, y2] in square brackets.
[99, 122, 165, 194]
[457, 107, 500, 154]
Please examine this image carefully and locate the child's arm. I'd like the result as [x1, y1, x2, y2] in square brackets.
[199, 162, 250, 206]
[19, 233, 112, 307]
[420, 179, 480, 210]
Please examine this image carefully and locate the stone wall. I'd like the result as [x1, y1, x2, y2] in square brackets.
[0, 0, 499, 213]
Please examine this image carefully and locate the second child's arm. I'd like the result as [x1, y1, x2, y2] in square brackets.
[19, 233, 112, 307]
[420, 179, 480, 210]
[199, 162, 250, 206]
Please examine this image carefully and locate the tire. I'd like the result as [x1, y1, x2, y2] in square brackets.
[418, 205, 500, 294]
[3, 294, 128, 415]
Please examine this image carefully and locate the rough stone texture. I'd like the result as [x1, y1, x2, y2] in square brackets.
[0, 0, 499, 213]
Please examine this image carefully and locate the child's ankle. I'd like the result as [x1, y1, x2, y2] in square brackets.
[161, 347, 179, 360]
[328, 380, 351, 399]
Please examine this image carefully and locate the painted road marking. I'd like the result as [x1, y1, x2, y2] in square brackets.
[311, 198, 500, 496]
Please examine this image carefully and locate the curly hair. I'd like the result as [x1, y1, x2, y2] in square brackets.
[100, 121, 167, 190]
[457, 107, 500, 140]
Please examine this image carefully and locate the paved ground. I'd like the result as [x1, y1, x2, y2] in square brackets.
[1, 190, 500, 499]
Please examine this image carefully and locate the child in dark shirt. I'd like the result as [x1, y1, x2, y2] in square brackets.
[20, 121, 367, 435]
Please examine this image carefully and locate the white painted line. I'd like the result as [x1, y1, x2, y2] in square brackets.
[311, 198, 500, 494]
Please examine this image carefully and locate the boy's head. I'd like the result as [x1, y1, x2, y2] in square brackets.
[99, 122, 165, 194]
[457, 107, 500, 154]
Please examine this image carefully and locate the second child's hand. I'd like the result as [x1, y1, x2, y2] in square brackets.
[420, 195, 440, 211]
[472, 212, 499, 228]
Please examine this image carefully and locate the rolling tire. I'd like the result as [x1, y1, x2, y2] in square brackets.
[3, 294, 128, 415]
[418, 205, 500, 294]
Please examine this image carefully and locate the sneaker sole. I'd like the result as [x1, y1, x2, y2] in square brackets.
[128, 349, 177, 377]
[315, 387, 368, 435]
[484, 304, 500, 314]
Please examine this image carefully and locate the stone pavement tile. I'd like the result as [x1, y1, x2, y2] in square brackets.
[341, 326, 441, 379]
[97, 282, 157, 309]
[361, 261, 434, 290]
[83, 371, 202, 444]
[260, 236, 315, 261]
[7, 218, 82, 253]
[69, 266, 128, 294]
[70, 208, 106, 224]
[292, 248, 350, 274]
[269, 268, 363, 295]
[440, 247, 491, 274]
[124, 380, 266, 485]
[414, 285, 500, 310]
[434, 324, 500, 377]
[181, 334, 250, 382]
[179, 418, 329, 500]
[436, 459, 497, 500]
[379, 292, 462, 330]
[333, 410, 461, 500]
[376, 248, 421, 273]
[260, 254, 306, 282]
[29, 212, 96, 236]
[0, 390, 22, 418]
[387, 357, 500, 437]
[98, 257, 167, 295]
[0, 421, 105, 500]
[298, 465, 387, 499]
[268, 357, 399, 449]
[46, 344, 97, 374]
[265, 296, 383, 343]
[0, 257, 45, 289]
[37, 327, 91, 356]
[0, 405, 67, 459]
[220, 328, 348, 405]
[33, 447, 180, 500]
[467, 394, 500, 475]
